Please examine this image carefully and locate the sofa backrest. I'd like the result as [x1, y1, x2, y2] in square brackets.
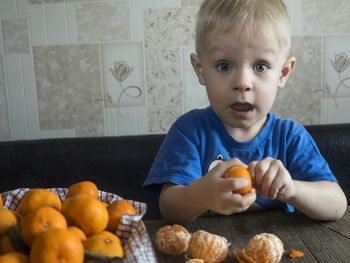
[306, 123, 350, 205]
[0, 123, 349, 219]
[0, 135, 165, 219]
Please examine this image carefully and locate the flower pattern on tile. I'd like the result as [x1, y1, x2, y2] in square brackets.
[102, 60, 142, 115]
[2, 19, 30, 54]
[33, 44, 104, 137]
[325, 52, 350, 106]
[76, 1, 131, 42]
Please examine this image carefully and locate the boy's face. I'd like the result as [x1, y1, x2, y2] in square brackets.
[191, 30, 295, 140]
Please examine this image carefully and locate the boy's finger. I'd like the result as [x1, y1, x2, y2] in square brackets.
[222, 177, 250, 192]
[209, 158, 244, 177]
[228, 157, 248, 168]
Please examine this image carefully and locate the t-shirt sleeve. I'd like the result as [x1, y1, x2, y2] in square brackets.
[286, 126, 337, 183]
[143, 120, 203, 192]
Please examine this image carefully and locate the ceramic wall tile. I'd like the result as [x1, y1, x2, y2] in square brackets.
[29, 0, 63, 3]
[33, 44, 104, 137]
[66, 0, 106, 2]
[144, 7, 198, 132]
[17, 1, 48, 47]
[130, 0, 157, 41]
[273, 36, 322, 124]
[65, 3, 79, 44]
[157, 0, 181, 7]
[322, 35, 350, 124]
[323, 35, 350, 99]
[101, 42, 145, 109]
[76, 1, 131, 42]
[322, 97, 350, 124]
[181, 0, 203, 5]
[2, 19, 30, 54]
[0, 0, 16, 19]
[101, 42, 146, 135]
[46, 4, 68, 45]
[303, 0, 350, 34]
[5, 55, 29, 139]
[0, 55, 11, 141]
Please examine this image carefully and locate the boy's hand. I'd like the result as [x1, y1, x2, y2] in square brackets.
[248, 157, 296, 201]
[202, 158, 256, 215]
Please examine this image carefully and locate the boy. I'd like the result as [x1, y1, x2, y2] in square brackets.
[144, 0, 347, 223]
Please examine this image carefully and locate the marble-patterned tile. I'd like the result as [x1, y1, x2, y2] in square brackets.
[29, 0, 63, 3]
[33, 44, 104, 137]
[76, 1, 131, 42]
[145, 7, 198, 132]
[181, 0, 203, 5]
[323, 35, 350, 100]
[0, 55, 11, 140]
[273, 36, 322, 124]
[2, 19, 30, 54]
[101, 42, 145, 109]
[303, 0, 350, 34]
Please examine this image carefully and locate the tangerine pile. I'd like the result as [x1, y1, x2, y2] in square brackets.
[0, 181, 137, 263]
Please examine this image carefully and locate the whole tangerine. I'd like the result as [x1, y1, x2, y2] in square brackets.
[62, 194, 108, 236]
[0, 252, 29, 263]
[67, 226, 87, 242]
[0, 208, 17, 237]
[30, 228, 84, 263]
[225, 166, 252, 195]
[84, 230, 124, 258]
[66, 181, 99, 199]
[0, 234, 16, 254]
[107, 199, 136, 233]
[19, 206, 67, 247]
[19, 189, 62, 215]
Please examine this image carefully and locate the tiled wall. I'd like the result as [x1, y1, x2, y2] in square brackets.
[1, 0, 350, 141]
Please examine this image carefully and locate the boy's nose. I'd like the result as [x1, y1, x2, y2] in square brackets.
[233, 69, 252, 92]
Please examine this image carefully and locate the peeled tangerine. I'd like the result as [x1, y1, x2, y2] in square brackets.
[187, 230, 229, 263]
[246, 233, 284, 263]
[154, 224, 191, 255]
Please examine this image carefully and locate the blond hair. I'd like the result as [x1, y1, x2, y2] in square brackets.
[195, 0, 291, 54]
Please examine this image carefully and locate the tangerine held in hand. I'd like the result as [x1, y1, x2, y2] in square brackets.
[225, 166, 252, 195]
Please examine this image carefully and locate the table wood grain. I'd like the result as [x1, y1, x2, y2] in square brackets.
[144, 206, 350, 263]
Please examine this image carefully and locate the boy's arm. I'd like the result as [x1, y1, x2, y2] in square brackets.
[159, 159, 257, 224]
[286, 180, 347, 221]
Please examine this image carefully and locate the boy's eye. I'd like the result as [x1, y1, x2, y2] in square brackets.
[216, 62, 232, 72]
[254, 63, 269, 73]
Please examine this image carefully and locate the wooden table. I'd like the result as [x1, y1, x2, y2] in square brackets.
[145, 206, 350, 262]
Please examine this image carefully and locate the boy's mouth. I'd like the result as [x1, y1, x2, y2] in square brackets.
[231, 103, 253, 112]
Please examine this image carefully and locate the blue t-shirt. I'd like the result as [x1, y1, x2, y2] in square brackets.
[143, 107, 337, 212]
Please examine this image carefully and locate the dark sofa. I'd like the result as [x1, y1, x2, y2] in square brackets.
[0, 123, 349, 219]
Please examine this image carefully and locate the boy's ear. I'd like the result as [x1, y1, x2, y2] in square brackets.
[190, 53, 205, 85]
[278, 56, 296, 89]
